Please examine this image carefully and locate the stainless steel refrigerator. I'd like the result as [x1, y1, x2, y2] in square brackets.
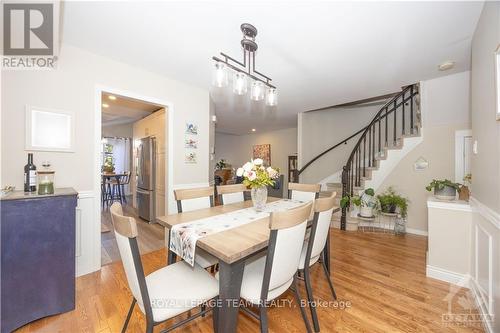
[136, 137, 156, 223]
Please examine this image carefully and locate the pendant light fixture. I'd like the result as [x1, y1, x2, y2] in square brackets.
[212, 23, 277, 106]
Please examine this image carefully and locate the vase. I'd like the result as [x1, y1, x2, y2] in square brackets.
[251, 186, 268, 212]
[434, 185, 456, 201]
[359, 206, 373, 218]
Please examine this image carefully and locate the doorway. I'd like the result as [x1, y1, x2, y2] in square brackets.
[97, 89, 171, 266]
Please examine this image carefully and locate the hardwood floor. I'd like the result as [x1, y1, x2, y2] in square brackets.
[101, 198, 164, 265]
[16, 230, 485, 332]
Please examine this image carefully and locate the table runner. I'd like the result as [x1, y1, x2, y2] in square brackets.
[169, 199, 306, 266]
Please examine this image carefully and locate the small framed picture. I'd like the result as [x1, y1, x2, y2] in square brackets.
[185, 152, 197, 164]
[185, 137, 198, 149]
[185, 123, 198, 135]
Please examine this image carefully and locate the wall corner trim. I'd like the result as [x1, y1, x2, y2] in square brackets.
[470, 196, 500, 229]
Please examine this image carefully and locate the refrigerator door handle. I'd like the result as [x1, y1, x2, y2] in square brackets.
[136, 188, 150, 194]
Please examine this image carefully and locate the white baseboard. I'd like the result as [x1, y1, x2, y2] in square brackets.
[426, 265, 467, 285]
[406, 227, 428, 236]
[76, 190, 100, 277]
[469, 277, 495, 333]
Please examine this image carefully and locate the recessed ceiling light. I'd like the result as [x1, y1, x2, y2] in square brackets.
[108, 95, 117, 100]
[438, 61, 455, 71]
[102, 103, 109, 108]
[251, 128, 256, 132]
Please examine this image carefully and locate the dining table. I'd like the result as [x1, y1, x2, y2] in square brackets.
[156, 196, 338, 333]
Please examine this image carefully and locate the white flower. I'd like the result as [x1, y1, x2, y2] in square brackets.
[260, 166, 265, 170]
[267, 167, 278, 178]
[243, 162, 253, 172]
[243, 171, 249, 178]
[236, 168, 244, 177]
[253, 158, 263, 166]
[247, 171, 257, 181]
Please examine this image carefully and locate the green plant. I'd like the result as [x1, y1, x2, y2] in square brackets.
[425, 179, 461, 192]
[463, 173, 472, 185]
[340, 195, 350, 208]
[215, 159, 228, 170]
[376, 186, 409, 217]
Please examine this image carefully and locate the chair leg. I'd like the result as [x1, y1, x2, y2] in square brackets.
[293, 274, 312, 333]
[121, 298, 136, 333]
[212, 297, 219, 333]
[146, 319, 154, 333]
[201, 304, 206, 317]
[259, 304, 269, 333]
[321, 260, 337, 300]
[303, 268, 320, 332]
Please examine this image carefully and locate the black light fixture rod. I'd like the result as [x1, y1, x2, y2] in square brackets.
[220, 52, 245, 68]
[252, 52, 273, 82]
[212, 56, 276, 89]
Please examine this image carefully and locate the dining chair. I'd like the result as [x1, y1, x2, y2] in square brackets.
[118, 171, 131, 204]
[299, 192, 337, 332]
[237, 202, 314, 333]
[109, 203, 219, 333]
[216, 183, 247, 205]
[288, 183, 321, 202]
[173, 187, 218, 269]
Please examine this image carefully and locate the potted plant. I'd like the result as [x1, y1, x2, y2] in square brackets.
[459, 174, 471, 201]
[426, 179, 461, 201]
[376, 186, 409, 217]
[102, 156, 115, 173]
[340, 189, 377, 217]
[215, 159, 228, 170]
[236, 159, 280, 211]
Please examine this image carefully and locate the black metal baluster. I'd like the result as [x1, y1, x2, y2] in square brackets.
[378, 118, 381, 157]
[385, 107, 388, 147]
[354, 150, 358, 186]
[368, 128, 372, 167]
[359, 146, 363, 180]
[363, 137, 366, 174]
[402, 90, 406, 135]
[372, 123, 376, 165]
[410, 85, 414, 134]
[393, 99, 397, 146]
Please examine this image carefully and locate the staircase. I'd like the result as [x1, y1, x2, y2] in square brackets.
[299, 84, 421, 230]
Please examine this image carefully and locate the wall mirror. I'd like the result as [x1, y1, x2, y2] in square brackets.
[25, 106, 75, 152]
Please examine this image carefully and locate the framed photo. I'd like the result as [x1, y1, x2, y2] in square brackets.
[25, 105, 75, 152]
[495, 45, 500, 120]
[185, 152, 197, 164]
[185, 137, 198, 149]
[253, 144, 271, 165]
[185, 122, 198, 135]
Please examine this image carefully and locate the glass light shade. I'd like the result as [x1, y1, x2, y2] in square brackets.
[266, 87, 278, 106]
[233, 72, 248, 95]
[213, 63, 228, 88]
[251, 81, 265, 101]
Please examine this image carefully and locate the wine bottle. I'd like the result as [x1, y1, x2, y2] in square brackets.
[24, 153, 37, 192]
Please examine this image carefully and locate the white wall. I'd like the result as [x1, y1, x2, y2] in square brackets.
[298, 103, 382, 183]
[470, 3, 500, 331]
[102, 122, 134, 138]
[1, 44, 210, 275]
[215, 127, 297, 192]
[1, 44, 210, 191]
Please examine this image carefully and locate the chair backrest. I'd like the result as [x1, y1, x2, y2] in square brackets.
[308, 192, 337, 260]
[261, 202, 313, 299]
[217, 184, 247, 205]
[121, 171, 131, 185]
[110, 203, 152, 318]
[174, 186, 214, 213]
[288, 183, 320, 202]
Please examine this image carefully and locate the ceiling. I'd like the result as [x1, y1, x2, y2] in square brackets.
[63, 1, 484, 135]
[101, 92, 162, 127]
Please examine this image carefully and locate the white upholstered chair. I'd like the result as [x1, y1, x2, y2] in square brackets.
[110, 203, 219, 333]
[238, 202, 314, 333]
[216, 183, 247, 205]
[172, 187, 219, 269]
[288, 182, 320, 202]
[299, 192, 337, 332]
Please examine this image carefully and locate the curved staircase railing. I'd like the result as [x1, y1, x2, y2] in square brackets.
[340, 84, 419, 229]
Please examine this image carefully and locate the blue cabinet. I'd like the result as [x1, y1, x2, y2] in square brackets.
[1, 189, 77, 333]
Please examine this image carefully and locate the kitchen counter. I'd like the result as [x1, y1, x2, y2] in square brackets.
[0, 187, 78, 201]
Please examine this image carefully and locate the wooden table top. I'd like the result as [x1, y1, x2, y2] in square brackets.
[156, 198, 282, 264]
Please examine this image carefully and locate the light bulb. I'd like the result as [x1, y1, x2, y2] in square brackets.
[266, 88, 278, 106]
[233, 72, 248, 95]
[213, 63, 228, 88]
[251, 81, 265, 101]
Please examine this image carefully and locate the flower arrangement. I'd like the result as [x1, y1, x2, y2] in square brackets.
[236, 158, 280, 189]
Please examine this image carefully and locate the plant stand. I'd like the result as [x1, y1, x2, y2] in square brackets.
[357, 214, 378, 232]
[379, 212, 399, 233]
